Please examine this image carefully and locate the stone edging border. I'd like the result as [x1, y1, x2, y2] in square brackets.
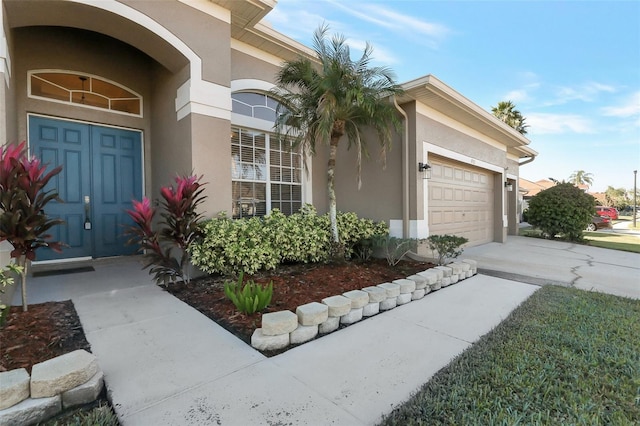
[251, 259, 478, 351]
[0, 349, 104, 425]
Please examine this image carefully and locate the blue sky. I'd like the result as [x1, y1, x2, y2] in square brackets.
[266, 0, 640, 193]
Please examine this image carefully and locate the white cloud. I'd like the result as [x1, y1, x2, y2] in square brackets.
[344, 39, 399, 65]
[601, 91, 640, 118]
[549, 81, 617, 105]
[503, 90, 529, 103]
[527, 113, 595, 134]
[327, 1, 450, 48]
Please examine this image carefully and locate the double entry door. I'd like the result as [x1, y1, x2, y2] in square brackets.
[29, 116, 143, 261]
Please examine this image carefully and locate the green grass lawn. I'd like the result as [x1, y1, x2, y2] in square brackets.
[583, 232, 640, 253]
[520, 226, 640, 253]
[380, 286, 640, 425]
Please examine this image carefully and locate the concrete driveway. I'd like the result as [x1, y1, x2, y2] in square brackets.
[463, 235, 640, 299]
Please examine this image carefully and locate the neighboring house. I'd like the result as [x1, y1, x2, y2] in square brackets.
[0, 0, 536, 263]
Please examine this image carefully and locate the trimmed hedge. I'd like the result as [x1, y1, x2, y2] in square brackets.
[189, 205, 388, 275]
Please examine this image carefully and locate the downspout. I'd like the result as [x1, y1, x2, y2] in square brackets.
[393, 96, 410, 239]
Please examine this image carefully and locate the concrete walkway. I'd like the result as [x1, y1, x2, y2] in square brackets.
[463, 235, 640, 299]
[73, 274, 537, 425]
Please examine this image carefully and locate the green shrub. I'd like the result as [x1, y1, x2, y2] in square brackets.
[527, 182, 596, 241]
[224, 272, 273, 314]
[263, 205, 330, 264]
[189, 204, 388, 274]
[338, 212, 389, 258]
[189, 214, 279, 275]
[426, 234, 469, 265]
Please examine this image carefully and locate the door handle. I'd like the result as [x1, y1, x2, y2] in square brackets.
[84, 195, 92, 230]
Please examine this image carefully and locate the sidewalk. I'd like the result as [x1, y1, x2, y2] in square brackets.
[71, 274, 537, 425]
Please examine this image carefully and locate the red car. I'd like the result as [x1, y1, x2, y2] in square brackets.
[595, 206, 618, 220]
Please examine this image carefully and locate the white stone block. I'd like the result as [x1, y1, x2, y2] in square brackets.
[62, 371, 104, 409]
[393, 279, 416, 294]
[362, 302, 380, 317]
[411, 289, 426, 300]
[379, 297, 397, 311]
[318, 316, 340, 334]
[322, 295, 352, 317]
[452, 261, 471, 272]
[362, 286, 387, 303]
[251, 328, 289, 351]
[431, 280, 442, 291]
[466, 270, 474, 278]
[461, 259, 478, 274]
[30, 350, 99, 398]
[340, 307, 363, 325]
[343, 290, 370, 309]
[0, 395, 61, 426]
[262, 310, 298, 336]
[0, 368, 30, 410]
[407, 274, 428, 290]
[448, 263, 463, 277]
[417, 269, 440, 284]
[441, 277, 452, 287]
[290, 324, 319, 345]
[377, 282, 400, 298]
[296, 302, 328, 326]
[450, 274, 459, 284]
[434, 265, 453, 277]
[396, 293, 412, 305]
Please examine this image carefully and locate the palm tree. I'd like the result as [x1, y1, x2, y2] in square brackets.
[568, 170, 594, 189]
[273, 25, 403, 250]
[491, 100, 529, 135]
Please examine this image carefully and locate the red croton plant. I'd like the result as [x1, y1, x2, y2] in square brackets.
[126, 174, 206, 285]
[0, 141, 64, 312]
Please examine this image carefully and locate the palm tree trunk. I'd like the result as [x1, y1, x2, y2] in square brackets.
[328, 135, 339, 244]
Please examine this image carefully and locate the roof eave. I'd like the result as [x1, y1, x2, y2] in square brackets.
[400, 74, 533, 151]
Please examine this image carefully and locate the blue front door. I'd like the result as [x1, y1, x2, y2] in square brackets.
[29, 116, 143, 261]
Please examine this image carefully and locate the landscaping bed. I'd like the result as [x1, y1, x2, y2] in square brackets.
[166, 258, 435, 350]
[0, 300, 90, 373]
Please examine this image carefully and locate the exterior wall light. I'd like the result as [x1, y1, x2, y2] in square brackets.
[418, 162, 431, 179]
[505, 181, 513, 191]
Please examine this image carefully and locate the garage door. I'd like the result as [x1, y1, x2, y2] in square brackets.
[427, 157, 495, 246]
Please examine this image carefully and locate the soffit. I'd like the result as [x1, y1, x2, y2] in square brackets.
[399, 75, 534, 156]
[210, 0, 315, 62]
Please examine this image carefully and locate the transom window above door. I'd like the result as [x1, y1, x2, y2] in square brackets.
[28, 70, 142, 117]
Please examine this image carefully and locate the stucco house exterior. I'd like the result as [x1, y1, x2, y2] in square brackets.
[0, 0, 537, 263]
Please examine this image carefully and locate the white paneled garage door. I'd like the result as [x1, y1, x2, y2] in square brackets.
[427, 157, 495, 246]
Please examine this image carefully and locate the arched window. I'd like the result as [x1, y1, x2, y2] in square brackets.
[28, 70, 142, 117]
[230, 91, 302, 219]
[231, 92, 281, 122]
